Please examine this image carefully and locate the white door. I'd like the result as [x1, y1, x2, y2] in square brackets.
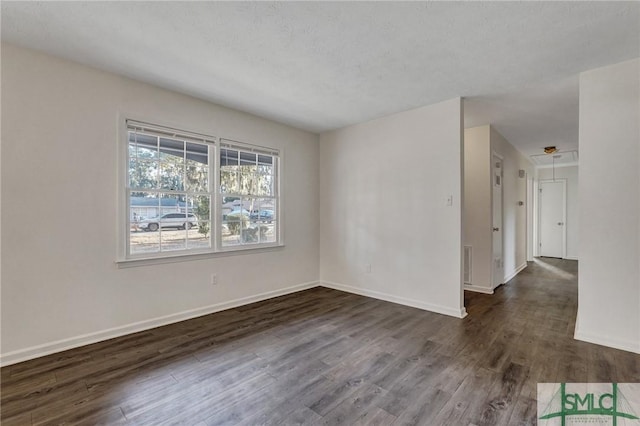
[492, 155, 504, 287]
[539, 180, 566, 258]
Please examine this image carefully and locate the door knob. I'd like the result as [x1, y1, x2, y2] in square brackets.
[493, 227, 499, 231]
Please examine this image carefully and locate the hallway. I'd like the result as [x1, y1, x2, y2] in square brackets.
[467, 257, 637, 378]
[462, 257, 639, 422]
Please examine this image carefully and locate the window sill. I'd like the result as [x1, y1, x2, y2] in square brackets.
[116, 243, 285, 268]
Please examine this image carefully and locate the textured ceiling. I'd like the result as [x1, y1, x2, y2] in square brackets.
[2, 1, 639, 151]
[465, 76, 579, 158]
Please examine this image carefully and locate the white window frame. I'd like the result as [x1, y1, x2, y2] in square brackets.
[118, 118, 282, 265]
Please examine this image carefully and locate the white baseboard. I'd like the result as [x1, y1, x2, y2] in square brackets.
[0, 281, 319, 367]
[574, 329, 640, 354]
[564, 256, 579, 261]
[464, 284, 494, 294]
[321, 280, 467, 319]
[504, 262, 528, 283]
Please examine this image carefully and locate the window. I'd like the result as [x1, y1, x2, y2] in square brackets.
[124, 120, 280, 260]
[219, 140, 279, 248]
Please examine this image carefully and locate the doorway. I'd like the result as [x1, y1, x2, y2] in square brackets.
[538, 179, 567, 258]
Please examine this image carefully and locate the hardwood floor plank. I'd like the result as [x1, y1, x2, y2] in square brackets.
[430, 367, 501, 425]
[33, 405, 127, 426]
[0, 411, 32, 426]
[473, 362, 529, 426]
[314, 383, 389, 425]
[0, 373, 57, 399]
[129, 372, 276, 424]
[309, 350, 395, 416]
[280, 406, 325, 425]
[506, 395, 537, 426]
[359, 407, 397, 425]
[238, 376, 335, 425]
[392, 386, 452, 426]
[373, 338, 440, 392]
[2, 259, 638, 425]
[1, 378, 87, 421]
[378, 354, 451, 417]
[614, 350, 640, 382]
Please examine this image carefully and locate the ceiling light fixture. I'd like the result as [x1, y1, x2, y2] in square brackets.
[544, 146, 558, 154]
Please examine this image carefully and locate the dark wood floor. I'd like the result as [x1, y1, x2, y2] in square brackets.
[2, 258, 639, 425]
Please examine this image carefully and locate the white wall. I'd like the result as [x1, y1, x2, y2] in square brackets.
[490, 127, 533, 282]
[463, 126, 492, 291]
[463, 125, 532, 293]
[576, 58, 640, 354]
[537, 165, 579, 260]
[1, 44, 320, 364]
[319, 99, 465, 318]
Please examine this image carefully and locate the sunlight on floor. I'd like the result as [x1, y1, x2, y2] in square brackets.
[533, 258, 576, 280]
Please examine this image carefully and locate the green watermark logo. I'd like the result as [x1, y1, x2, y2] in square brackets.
[538, 383, 640, 425]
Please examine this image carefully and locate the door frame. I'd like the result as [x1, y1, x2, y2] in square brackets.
[537, 178, 567, 259]
[491, 152, 504, 288]
[527, 173, 534, 261]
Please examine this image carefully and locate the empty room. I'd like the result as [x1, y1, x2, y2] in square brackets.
[1, 2, 639, 425]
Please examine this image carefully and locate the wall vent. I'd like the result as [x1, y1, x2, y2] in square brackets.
[464, 246, 472, 284]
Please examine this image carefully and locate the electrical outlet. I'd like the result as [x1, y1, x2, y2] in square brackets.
[211, 273, 218, 285]
[365, 264, 372, 273]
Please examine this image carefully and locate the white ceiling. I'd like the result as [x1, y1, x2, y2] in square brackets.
[2, 1, 639, 156]
[465, 75, 579, 158]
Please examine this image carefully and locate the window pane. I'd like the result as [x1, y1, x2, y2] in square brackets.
[190, 195, 210, 220]
[259, 222, 277, 244]
[160, 194, 185, 217]
[188, 222, 210, 249]
[129, 159, 158, 189]
[159, 160, 184, 191]
[137, 144, 158, 159]
[255, 173, 274, 196]
[161, 228, 187, 252]
[242, 222, 261, 244]
[189, 195, 210, 241]
[258, 155, 273, 165]
[220, 149, 238, 171]
[158, 138, 185, 191]
[257, 164, 273, 175]
[250, 198, 276, 223]
[129, 132, 159, 159]
[220, 171, 239, 194]
[186, 142, 208, 165]
[239, 169, 257, 195]
[221, 196, 241, 218]
[186, 159, 208, 192]
[130, 192, 160, 222]
[221, 202, 248, 247]
[159, 137, 185, 160]
[257, 155, 273, 175]
[130, 194, 160, 253]
[239, 151, 257, 166]
[222, 218, 242, 246]
[130, 227, 160, 254]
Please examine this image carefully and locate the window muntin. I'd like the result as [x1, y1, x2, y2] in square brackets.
[124, 121, 279, 260]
